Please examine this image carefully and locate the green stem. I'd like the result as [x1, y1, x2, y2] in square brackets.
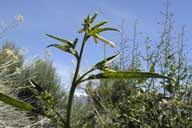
[52, 106, 66, 125]
[65, 34, 88, 128]
[76, 68, 95, 85]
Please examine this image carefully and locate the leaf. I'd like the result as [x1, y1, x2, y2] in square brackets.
[73, 38, 78, 48]
[47, 44, 77, 56]
[93, 37, 99, 44]
[46, 34, 74, 48]
[97, 27, 120, 33]
[94, 53, 120, 70]
[90, 12, 98, 23]
[91, 21, 108, 30]
[149, 65, 155, 72]
[0, 93, 37, 112]
[89, 27, 120, 35]
[94, 34, 116, 48]
[83, 71, 174, 82]
[85, 15, 90, 23]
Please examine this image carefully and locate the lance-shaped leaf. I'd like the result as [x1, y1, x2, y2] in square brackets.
[149, 64, 155, 72]
[81, 71, 174, 82]
[91, 21, 108, 30]
[47, 44, 77, 57]
[93, 53, 120, 70]
[90, 12, 98, 23]
[46, 34, 74, 48]
[0, 93, 37, 112]
[93, 34, 116, 48]
[73, 38, 78, 48]
[89, 27, 120, 36]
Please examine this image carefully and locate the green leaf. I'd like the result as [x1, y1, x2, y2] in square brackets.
[0, 93, 37, 112]
[83, 71, 174, 82]
[89, 27, 120, 35]
[47, 44, 77, 57]
[91, 21, 108, 30]
[73, 38, 78, 48]
[46, 34, 74, 48]
[90, 12, 98, 23]
[97, 27, 120, 33]
[149, 64, 155, 72]
[94, 53, 120, 70]
[86, 15, 90, 23]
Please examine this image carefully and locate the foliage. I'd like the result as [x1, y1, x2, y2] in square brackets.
[0, 13, 173, 128]
[0, 43, 67, 127]
[82, 2, 192, 128]
[0, 43, 35, 127]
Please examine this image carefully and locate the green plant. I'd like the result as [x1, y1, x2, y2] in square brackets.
[0, 13, 173, 128]
[91, 1, 192, 127]
[17, 58, 67, 126]
[0, 43, 35, 127]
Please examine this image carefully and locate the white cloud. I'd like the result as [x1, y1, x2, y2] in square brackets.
[53, 62, 74, 88]
[75, 91, 87, 97]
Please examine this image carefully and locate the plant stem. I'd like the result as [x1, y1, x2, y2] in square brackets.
[52, 106, 66, 125]
[76, 68, 95, 84]
[65, 34, 88, 128]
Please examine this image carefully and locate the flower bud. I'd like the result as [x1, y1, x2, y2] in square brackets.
[15, 15, 24, 22]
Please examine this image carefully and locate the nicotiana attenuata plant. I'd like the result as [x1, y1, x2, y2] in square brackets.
[0, 13, 174, 128]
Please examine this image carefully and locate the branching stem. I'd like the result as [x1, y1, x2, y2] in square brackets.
[65, 34, 88, 128]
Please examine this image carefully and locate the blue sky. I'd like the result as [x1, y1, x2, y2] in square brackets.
[0, 0, 192, 92]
